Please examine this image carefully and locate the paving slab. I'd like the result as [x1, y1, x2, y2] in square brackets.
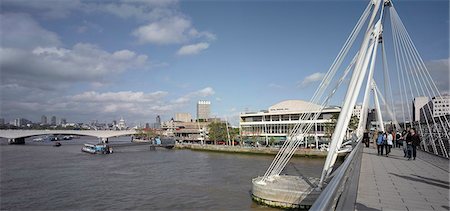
[355, 147, 449, 211]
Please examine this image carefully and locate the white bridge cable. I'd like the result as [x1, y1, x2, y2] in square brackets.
[373, 85, 401, 130]
[393, 11, 441, 155]
[390, 6, 407, 130]
[269, 52, 359, 178]
[391, 7, 414, 130]
[391, 7, 448, 157]
[381, 41, 397, 127]
[392, 7, 449, 157]
[260, 2, 373, 182]
[391, 8, 450, 129]
[393, 14, 426, 144]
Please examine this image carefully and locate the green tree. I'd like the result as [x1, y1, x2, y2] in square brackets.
[325, 113, 339, 138]
[208, 122, 227, 145]
[348, 115, 359, 131]
[230, 127, 240, 146]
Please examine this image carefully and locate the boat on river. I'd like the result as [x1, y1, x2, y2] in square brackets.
[81, 144, 113, 154]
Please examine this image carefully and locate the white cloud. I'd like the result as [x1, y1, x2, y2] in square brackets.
[173, 87, 215, 104]
[300, 72, 325, 87]
[1, 0, 82, 19]
[426, 57, 450, 93]
[133, 16, 192, 44]
[71, 91, 168, 103]
[1, 13, 61, 49]
[176, 42, 210, 56]
[1, 44, 148, 89]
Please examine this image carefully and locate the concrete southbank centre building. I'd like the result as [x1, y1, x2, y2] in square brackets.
[239, 100, 341, 144]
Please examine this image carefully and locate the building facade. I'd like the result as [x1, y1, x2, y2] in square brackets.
[41, 115, 48, 125]
[239, 100, 341, 144]
[353, 104, 363, 119]
[197, 100, 211, 120]
[420, 95, 450, 122]
[51, 116, 57, 126]
[175, 113, 192, 122]
[413, 96, 429, 122]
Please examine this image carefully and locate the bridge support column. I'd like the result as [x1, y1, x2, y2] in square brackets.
[100, 138, 109, 143]
[8, 138, 25, 144]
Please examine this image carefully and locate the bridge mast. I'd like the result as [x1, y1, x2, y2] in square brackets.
[319, 0, 390, 188]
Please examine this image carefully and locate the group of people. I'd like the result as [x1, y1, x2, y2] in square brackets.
[363, 127, 420, 160]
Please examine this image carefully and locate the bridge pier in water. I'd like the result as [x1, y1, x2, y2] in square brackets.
[8, 138, 25, 144]
[252, 176, 321, 209]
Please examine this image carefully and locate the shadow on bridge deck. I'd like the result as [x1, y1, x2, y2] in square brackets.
[356, 147, 449, 211]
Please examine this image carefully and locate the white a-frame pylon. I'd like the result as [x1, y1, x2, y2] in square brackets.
[318, 0, 391, 188]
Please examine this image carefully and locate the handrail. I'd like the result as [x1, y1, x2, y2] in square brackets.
[310, 137, 364, 211]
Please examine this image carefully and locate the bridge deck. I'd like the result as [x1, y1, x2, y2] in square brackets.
[356, 147, 449, 211]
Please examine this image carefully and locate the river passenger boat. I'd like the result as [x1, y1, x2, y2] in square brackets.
[81, 144, 113, 154]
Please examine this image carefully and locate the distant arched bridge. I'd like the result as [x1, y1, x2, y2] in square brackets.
[0, 129, 138, 144]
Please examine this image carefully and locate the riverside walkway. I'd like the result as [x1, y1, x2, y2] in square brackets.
[356, 146, 449, 211]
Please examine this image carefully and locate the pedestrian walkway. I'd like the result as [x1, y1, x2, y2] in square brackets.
[355, 147, 450, 211]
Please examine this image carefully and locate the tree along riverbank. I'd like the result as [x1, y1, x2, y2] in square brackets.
[174, 143, 338, 158]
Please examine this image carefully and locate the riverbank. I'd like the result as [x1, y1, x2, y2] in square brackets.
[175, 143, 332, 158]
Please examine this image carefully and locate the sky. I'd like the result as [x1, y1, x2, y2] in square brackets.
[0, 0, 448, 126]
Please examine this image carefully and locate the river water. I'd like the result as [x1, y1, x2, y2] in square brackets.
[0, 136, 325, 210]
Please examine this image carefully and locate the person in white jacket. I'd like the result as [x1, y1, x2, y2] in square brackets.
[386, 132, 393, 156]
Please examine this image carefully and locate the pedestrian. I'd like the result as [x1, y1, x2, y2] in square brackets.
[372, 129, 379, 149]
[395, 132, 401, 148]
[386, 131, 393, 156]
[405, 129, 413, 160]
[410, 128, 420, 160]
[402, 129, 409, 157]
[377, 131, 385, 156]
[363, 130, 370, 148]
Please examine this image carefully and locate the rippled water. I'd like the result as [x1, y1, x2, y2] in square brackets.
[0, 137, 325, 210]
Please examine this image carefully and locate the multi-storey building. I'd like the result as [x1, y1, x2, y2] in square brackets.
[239, 100, 341, 144]
[175, 113, 192, 122]
[197, 100, 211, 121]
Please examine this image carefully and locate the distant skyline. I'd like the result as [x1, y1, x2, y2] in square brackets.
[1, 0, 448, 126]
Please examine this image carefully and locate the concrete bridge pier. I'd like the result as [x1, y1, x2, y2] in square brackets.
[8, 138, 25, 145]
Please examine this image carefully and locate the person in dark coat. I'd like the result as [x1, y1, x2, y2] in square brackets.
[363, 130, 370, 148]
[410, 128, 420, 160]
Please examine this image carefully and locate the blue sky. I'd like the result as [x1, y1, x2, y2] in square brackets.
[1, 0, 448, 126]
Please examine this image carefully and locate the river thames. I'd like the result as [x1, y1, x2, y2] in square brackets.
[0, 137, 325, 210]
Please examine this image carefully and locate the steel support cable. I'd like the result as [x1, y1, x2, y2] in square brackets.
[393, 12, 447, 156]
[396, 8, 448, 156]
[392, 8, 449, 157]
[390, 6, 407, 129]
[395, 13, 450, 156]
[391, 10, 413, 129]
[393, 13, 435, 154]
[261, 3, 373, 181]
[381, 41, 398, 127]
[391, 8, 450, 130]
[374, 85, 401, 130]
[393, 14, 427, 146]
[270, 54, 359, 176]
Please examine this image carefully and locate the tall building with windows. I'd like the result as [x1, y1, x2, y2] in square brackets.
[352, 104, 363, 119]
[155, 115, 161, 128]
[420, 95, 450, 121]
[413, 96, 429, 122]
[41, 115, 48, 125]
[197, 101, 211, 120]
[239, 100, 341, 143]
[175, 113, 192, 122]
[51, 116, 57, 125]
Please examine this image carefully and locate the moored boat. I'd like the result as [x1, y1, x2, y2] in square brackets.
[81, 144, 113, 154]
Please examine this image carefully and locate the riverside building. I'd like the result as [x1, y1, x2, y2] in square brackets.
[239, 100, 341, 146]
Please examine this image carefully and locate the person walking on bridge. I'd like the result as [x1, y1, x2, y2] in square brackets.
[377, 131, 385, 156]
[386, 131, 393, 156]
[407, 128, 420, 160]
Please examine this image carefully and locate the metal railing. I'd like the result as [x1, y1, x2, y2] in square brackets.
[310, 137, 364, 211]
